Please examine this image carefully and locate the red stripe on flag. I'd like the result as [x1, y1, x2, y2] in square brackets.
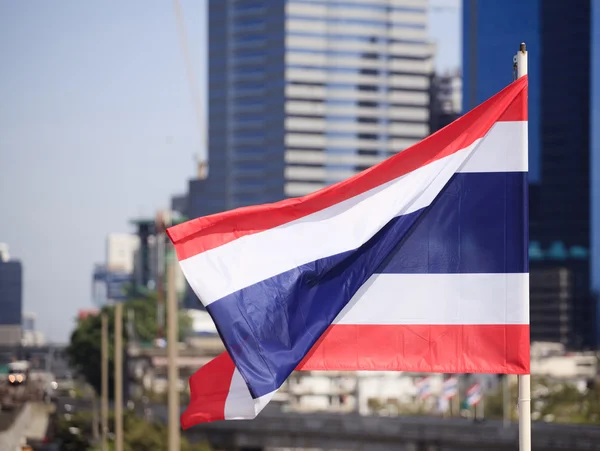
[180, 324, 529, 427]
[297, 324, 530, 374]
[498, 85, 528, 121]
[167, 77, 528, 260]
[180, 352, 235, 429]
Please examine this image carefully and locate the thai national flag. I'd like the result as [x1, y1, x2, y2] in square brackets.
[466, 383, 483, 406]
[167, 76, 529, 427]
[442, 377, 458, 399]
[416, 377, 432, 400]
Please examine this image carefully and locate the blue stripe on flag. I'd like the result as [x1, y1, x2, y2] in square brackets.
[378, 171, 528, 274]
[207, 171, 527, 398]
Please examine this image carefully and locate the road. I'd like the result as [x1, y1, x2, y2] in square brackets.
[54, 394, 600, 434]
[50, 395, 600, 451]
[0, 406, 21, 432]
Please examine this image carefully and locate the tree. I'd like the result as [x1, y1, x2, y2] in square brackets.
[67, 291, 193, 397]
[68, 310, 106, 398]
[537, 379, 600, 424]
[482, 376, 600, 425]
[483, 379, 517, 421]
[55, 411, 212, 451]
[54, 411, 94, 451]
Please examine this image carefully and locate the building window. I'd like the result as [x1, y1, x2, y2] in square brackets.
[289, 1, 425, 14]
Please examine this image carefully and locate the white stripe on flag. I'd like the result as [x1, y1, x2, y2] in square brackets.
[334, 273, 529, 325]
[224, 369, 274, 420]
[459, 122, 527, 173]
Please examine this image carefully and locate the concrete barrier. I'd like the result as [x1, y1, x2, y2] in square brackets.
[0, 403, 32, 451]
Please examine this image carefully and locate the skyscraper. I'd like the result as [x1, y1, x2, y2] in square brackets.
[463, 0, 598, 348]
[188, 0, 434, 220]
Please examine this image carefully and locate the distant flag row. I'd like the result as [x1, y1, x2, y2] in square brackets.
[442, 376, 458, 399]
[416, 376, 460, 401]
[466, 383, 483, 406]
[418, 376, 481, 407]
[416, 377, 432, 400]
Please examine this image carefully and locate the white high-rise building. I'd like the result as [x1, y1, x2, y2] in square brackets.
[106, 233, 140, 273]
[283, 0, 434, 196]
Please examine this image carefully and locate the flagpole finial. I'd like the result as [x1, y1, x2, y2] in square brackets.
[520, 42, 527, 53]
[514, 43, 528, 80]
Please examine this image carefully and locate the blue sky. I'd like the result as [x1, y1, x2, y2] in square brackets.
[0, 1, 461, 343]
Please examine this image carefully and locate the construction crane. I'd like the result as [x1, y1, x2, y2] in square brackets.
[172, 0, 208, 180]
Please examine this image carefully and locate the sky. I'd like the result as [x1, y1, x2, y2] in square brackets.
[0, 0, 461, 344]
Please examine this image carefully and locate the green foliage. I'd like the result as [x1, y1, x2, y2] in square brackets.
[483, 376, 600, 425]
[67, 291, 193, 397]
[537, 379, 600, 424]
[56, 411, 212, 451]
[68, 312, 106, 398]
[55, 411, 94, 451]
[137, 385, 190, 406]
[483, 388, 510, 419]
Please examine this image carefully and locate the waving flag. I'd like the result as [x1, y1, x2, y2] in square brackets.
[466, 383, 483, 406]
[168, 76, 529, 428]
[442, 377, 459, 399]
[416, 377, 432, 400]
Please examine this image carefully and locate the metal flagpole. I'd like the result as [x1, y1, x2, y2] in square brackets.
[166, 222, 181, 451]
[101, 313, 108, 451]
[454, 375, 460, 417]
[518, 374, 531, 450]
[514, 42, 531, 451]
[156, 212, 166, 343]
[503, 374, 510, 428]
[114, 303, 124, 451]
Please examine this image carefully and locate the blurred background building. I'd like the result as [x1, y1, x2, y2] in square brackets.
[429, 69, 461, 132]
[21, 311, 45, 347]
[463, 0, 599, 350]
[0, 243, 22, 346]
[92, 233, 140, 307]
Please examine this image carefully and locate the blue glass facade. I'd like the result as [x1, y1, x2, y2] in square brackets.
[463, 0, 541, 183]
[592, 1, 600, 341]
[188, 0, 286, 220]
[463, 0, 596, 348]
[0, 260, 22, 326]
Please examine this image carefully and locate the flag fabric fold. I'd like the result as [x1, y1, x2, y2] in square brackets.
[167, 76, 529, 428]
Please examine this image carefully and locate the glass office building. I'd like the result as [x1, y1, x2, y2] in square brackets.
[0, 260, 22, 326]
[463, 0, 598, 348]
